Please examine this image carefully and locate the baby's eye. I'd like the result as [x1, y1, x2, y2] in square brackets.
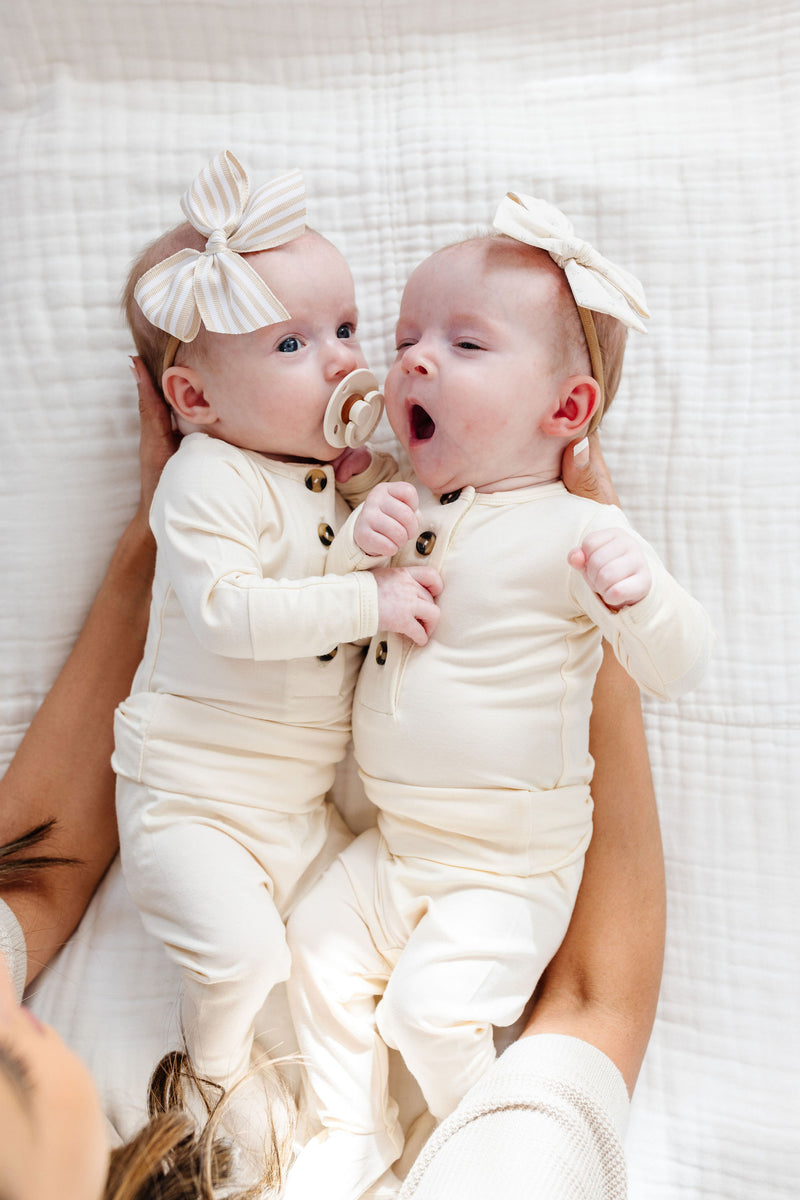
[337, 323, 355, 340]
[456, 340, 482, 350]
[277, 336, 301, 353]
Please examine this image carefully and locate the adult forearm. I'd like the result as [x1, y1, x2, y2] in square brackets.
[0, 510, 156, 983]
[523, 642, 666, 1095]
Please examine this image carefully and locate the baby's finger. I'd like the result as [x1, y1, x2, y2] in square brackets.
[587, 553, 635, 596]
[405, 566, 444, 599]
[372, 511, 416, 548]
[385, 481, 419, 510]
[404, 596, 441, 645]
[379, 495, 420, 540]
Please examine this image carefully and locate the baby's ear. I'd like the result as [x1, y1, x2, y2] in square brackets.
[541, 376, 601, 438]
[162, 366, 216, 426]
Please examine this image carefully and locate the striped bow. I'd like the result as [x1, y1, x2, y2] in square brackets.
[134, 152, 306, 341]
[492, 192, 649, 333]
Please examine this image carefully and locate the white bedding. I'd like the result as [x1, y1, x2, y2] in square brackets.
[2, 1, 798, 1195]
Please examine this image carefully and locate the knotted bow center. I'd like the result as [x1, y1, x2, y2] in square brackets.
[550, 236, 605, 274]
[133, 153, 306, 344]
[204, 229, 229, 255]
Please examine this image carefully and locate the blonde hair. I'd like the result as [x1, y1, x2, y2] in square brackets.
[105, 1050, 295, 1200]
[122, 223, 208, 399]
[582, 308, 628, 413]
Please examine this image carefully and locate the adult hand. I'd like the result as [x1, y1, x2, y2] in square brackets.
[131, 357, 180, 520]
[561, 433, 620, 507]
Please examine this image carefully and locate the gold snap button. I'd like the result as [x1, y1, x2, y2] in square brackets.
[305, 468, 328, 492]
[318, 522, 335, 547]
[416, 530, 436, 556]
[439, 490, 462, 505]
[318, 646, 338, 662]
[376, 640, 388, 666]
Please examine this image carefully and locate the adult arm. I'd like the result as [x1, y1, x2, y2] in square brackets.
[527, 431, 665, 1092]
[523, 638, 665, 1093]
[0, 363, 177, 984]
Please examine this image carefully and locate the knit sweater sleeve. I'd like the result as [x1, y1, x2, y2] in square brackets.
[399, 1034, 629, 1200]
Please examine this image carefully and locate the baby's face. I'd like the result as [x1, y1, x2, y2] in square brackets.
[384, 239, 574, 494]
[196, 231, 366, 461]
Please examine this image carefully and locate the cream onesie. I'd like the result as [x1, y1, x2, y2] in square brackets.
[113, 431, 388, 1086]
[287, 477, 712, 1162]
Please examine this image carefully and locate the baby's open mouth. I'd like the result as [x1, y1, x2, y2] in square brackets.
[411, 404, 435, 441]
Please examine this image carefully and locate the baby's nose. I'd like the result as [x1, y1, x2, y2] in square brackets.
[403, 348, 431, 375]
[328, 340, 359, 375]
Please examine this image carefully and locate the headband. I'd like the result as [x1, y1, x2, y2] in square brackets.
[492, 192, 649, 433]
[134, 151, 306, 373]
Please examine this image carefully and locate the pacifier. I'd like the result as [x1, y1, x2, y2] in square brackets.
[323, 369, 384, 448]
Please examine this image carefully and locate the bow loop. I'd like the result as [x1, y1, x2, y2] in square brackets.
[134, 151, 306, 343]
[492, 192, 649, 334]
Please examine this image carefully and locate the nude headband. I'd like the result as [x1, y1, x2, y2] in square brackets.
[134, 151, 306, 375]
[492, 192, 649, 433]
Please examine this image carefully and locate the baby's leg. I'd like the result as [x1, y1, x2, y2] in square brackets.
[285, 829, 404, 1200]
[376, 865, 582, 1120]
[116, 778, 291, 1086]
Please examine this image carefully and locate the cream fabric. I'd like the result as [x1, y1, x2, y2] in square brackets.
[111, 432, 379, 1083]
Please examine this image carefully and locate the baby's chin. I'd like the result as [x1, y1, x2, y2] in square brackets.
[406, 456, 462, 496]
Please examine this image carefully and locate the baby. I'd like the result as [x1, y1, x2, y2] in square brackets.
[284, 193, 713, 1200]
[111, 151, 441, 1151]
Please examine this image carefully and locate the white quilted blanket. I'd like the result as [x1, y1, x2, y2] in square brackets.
[2, 2, 798, 1196]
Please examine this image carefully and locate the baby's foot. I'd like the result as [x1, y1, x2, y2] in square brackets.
[283, 1128, 400, 1200]
[360, 1167, 403, 1198]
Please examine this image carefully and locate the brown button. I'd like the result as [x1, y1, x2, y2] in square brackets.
[318, 646, 338, 662]
[440, 490, 462, 505]
[318, 522, 335, 547]
[305, 468, 328, 492]
[416, 530, 436, 556]
[376, 640, 388, 666]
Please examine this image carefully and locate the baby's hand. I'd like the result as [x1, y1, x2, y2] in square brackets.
[332, 446, 372, 483]
[374, 565, 442, 646]
[568, 528, 652, 609]
[355, 482, 420, 557]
